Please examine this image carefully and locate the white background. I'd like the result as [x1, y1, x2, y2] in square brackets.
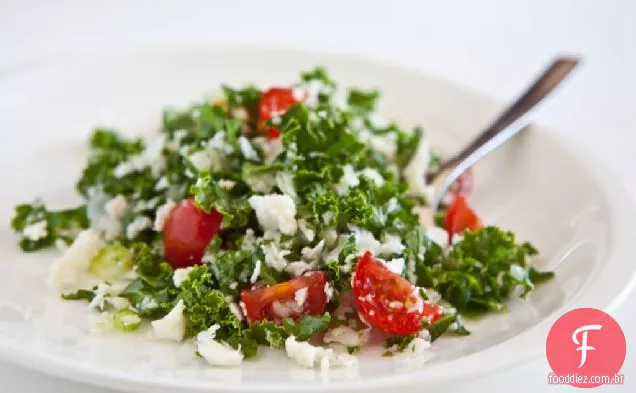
[0, 0, 634, 391]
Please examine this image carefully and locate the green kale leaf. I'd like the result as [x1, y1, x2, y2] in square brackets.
[283, 313, 331, 340]
[412, 226, 552, 316]
[121, 243, 179, 319]
[323, 234, 357, 292]
[222, 85, 262, 129]
[178, 265, 241, 338]
[190, 174, 253, 230]
[384, 334, 417, 352]
[76, 129, 155, 198]
[207, 248, 283, 296]
[243, 313, 331, 352]
[61, 289, 96, 302]
[11, 201, 88, 251]
[347, 89, 379, 115]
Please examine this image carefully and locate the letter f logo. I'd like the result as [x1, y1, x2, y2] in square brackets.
[572, 324, 602, 368]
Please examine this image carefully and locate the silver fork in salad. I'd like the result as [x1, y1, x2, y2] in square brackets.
[427, 57, 581, 215]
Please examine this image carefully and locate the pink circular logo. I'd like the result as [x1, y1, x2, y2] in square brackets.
[546, 308, 626, 388]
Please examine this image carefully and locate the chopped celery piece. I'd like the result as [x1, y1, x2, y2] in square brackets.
[112, 309, 141, 332]
[90, 244, 133, 281]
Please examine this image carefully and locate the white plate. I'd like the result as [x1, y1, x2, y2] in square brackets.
[0, 47, 635, 393]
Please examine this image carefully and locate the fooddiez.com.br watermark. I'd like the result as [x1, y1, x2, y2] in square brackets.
[545, 308, 627, 388]
[548, 373, 625, 386]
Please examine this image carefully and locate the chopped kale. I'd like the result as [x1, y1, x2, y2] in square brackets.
[11, 201, 88, 251]
[10, 67, 555, 363]
[121, 243, 179, 319]
[61, 289, 96, 302]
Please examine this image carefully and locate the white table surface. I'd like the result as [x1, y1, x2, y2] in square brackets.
[1, 1, 634, 392]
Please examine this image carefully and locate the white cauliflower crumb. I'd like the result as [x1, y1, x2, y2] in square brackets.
[104, 195, 127, 219]
[48, 228, 104, 293]
[262, 243, 291, 271]
[154, 176, 169, 191]
[383, 258, 405, 275]
[324, 282, 334, 302]
[218, 179, 236, 190]
[248, 194, 297, 235]
[406, 337, 431, 355]
[252, 136, 283, 163]
[22, 220, 48, 241]
[285, 260, 318, 277]
[87, 281, 113, 311]
[294, 287, 308, 307]
[350, 226, 405, 257]
[153, 200, 176, 232]
[172, 267, 194, 288]
[426, 226, 450, 248]
[336, 164, 360, 195]
[300, 240, 325, 262]
[323, 326, 368, 347]
[359, 167, 385, 186]
[275, 172, 298, 201]
[403, 136, 430, 197]
[126, 216, 152, 239]
[510, 264, 527, 281]
[297, 219, 315, 242]
[238, 136, 259, 161]
[197, 324, 244, 367]
[250, 259, 262, 283]
[151, 300, 186, 341]
[285, 336, 357, 369]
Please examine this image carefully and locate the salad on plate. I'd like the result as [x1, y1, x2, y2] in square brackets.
[10, 68, 554, 370]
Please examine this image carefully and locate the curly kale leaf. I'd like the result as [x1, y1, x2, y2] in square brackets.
[76, 129, 154, 198]
[528, 266, 555, 285]
[423, 314, 470, 342]
[222, 85, 262, 129]
[61, 289, 96, 302]
[163, 102, 240, 141]
[281, 105, 366, 170]
[283, 313, 331, 340]
[178, 266, 241, 338]
[384, 334, 417, 352]
[208, 248, 284, 297]
[324, 234, 357, 292]
[190, 174, 252, 230]
[243, 313, 331, 351]
[300, 67, 336, 107]
[300, 186, 373, 232]
[356, 178, 418, 235]
[411, 226, 553, 316]
[11, 201, 88, 251]
[347, 89, 380, 115]
[121, 243, 179, 319]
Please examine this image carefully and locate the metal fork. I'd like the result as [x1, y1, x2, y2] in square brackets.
[428, 57, 581, 215]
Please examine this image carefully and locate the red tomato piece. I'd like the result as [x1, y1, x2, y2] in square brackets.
[265, 127, 282, 139]
[258, 87, 302, 138]
[162, 198, 223, 268]
[240, 272, 327, 325]
[353, 252, 444, 335]
[444, 195, 481, 239]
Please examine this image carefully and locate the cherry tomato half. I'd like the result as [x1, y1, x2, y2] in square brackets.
[444, 195, 481, 239]
[162, 198, 223, 268]
[258, 87, 302, 138]
[353, 252, 443, 335]
[240, 272, 327, 325]
[265, 127, 282, 139]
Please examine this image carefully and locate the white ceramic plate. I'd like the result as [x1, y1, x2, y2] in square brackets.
[0, 47, 635, 393]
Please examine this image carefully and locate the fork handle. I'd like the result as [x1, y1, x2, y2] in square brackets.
[429, 57, 581, 213]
